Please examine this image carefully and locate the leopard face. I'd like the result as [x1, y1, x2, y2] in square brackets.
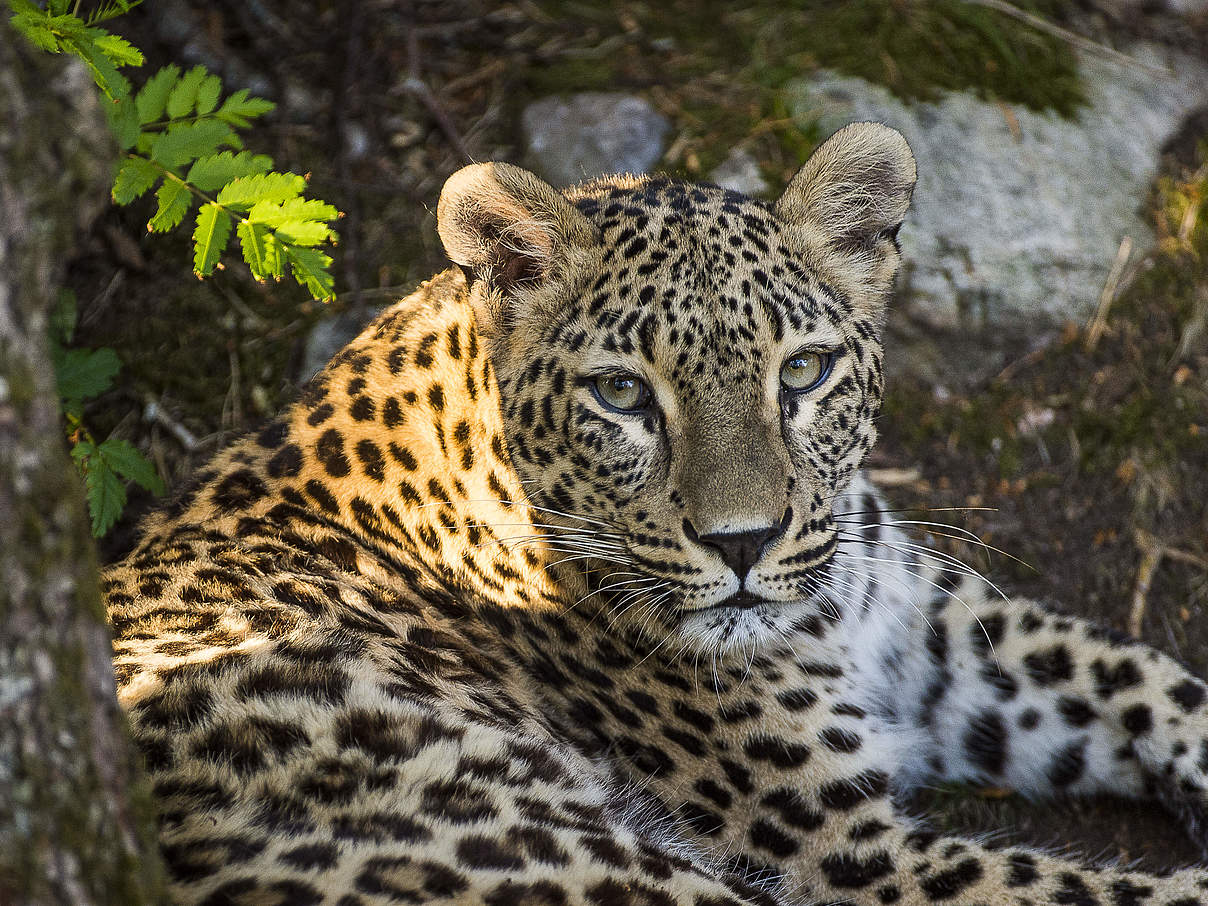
[437, 123, 916, 651]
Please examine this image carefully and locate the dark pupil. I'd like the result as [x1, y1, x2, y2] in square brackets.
[613, 377, 634, 392]
[790, 358, 806, 371]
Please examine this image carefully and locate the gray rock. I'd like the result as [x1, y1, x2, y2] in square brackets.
[784, 43, 1208, 328]
[298, 308, 385, 384]
[709, 147, 770, 197]
[521, 93, 670, 187]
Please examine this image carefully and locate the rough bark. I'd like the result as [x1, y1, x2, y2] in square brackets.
[0, 19, 166, 906]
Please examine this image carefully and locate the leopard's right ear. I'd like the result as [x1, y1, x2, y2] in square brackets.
[775, 123, 916, 308]
[437, 162, 599, 334]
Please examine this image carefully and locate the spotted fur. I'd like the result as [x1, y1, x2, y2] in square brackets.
[106, 123, 1208, 905]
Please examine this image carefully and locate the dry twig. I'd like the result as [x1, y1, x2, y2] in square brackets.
[1084, 236, 1133, 353]
[1129, 529, 1164, 638]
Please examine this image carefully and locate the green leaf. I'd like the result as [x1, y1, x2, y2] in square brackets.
[215, 88, 275, 128]
[167, 64, 207, 118]
[191, 203, 232, 276]
[105, 96, 141, 149]
[274, 220, 336, 247]
[185, 150, 272, 193]
[10, 13, 61, 52]
[7, 0, 46, 15]
[112, 155, 159, 204]
[246, 195, 338, 228]
[70, 438, 96, 466]
[43, 11, 84, 34]
[286, 246, 335, 301]
[149, 118, 236, 170]
[84, 456, 126, 537]
[98, 437, 165, 495]
[147, 178, 191, 232]
[46, 0, 69, 14]
[196, 72, 222, 115]
[66, 32, 131, 99]
[216, 171, 305, 209]
[135, 64, 180, 124]
[94, 32, 143, 67]
[235, 220, 287, 281]
[235, 220, 269, 281]
[53, 346, 121, 402]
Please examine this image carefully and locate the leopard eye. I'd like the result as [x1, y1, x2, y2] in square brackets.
[780, 350, 833, 393]
[592, 374, 651, 413]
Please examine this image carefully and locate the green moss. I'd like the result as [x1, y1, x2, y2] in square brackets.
[793, 0, 1083, 115]
[534, 0, 1084, 117]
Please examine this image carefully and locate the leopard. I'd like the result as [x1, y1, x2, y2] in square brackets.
[104, 121, 1208, 906]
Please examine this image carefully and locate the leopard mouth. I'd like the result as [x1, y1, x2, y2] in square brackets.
[695, 590, 775, 612]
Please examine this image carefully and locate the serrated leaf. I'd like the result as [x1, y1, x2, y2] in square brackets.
[11, 15, 61, 52]
[274, 219, 336, 247]
[287, 246, 335, 301]
[112, 156, 159, 204]
[7, 0, 46, 16]
[235, 220, 269, 280]
[94, 32, 143, 67]
[235, 220, 286, 281]
[185, 150, 272, 193]
[136, 64, 180, 124]
[247, 196, 338, 228]
[53, 346, 121, 402]
[167, 64, 207, 118]
[42, 12, 84, 33]
[98, 437, 165, 495]
[147, 178, 191, 232]
[46, 0, 69, 14]
[196, 73, 221, 115]
[67, 33, 130, 99]
[262, 232, 286, 280]
[84, 457, 126, 537]
[217, 171, 305, 209]
[70, 438, 97, 465]
[105, 96, 141, 150]
[191, 203, 232, 276]
[215, 88, 276, 128]
[149, 119, 236, 170]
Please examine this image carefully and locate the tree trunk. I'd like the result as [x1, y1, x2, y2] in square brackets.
[0, 19, 166, 906]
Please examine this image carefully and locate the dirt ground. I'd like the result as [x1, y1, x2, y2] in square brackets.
[61, 0, 1208, 874]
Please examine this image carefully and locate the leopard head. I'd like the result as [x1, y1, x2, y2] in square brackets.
[437, 123, 916, 650]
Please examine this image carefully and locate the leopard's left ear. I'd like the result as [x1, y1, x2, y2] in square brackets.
[437, 162, 599, 336]
[775, 122, 916, 301]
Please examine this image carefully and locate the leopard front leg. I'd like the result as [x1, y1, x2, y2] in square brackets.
[887, 567, 1208, 846]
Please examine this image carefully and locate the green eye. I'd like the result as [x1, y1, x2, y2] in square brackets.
[592, 374, 651, 412]
[780, 350, 832, 392]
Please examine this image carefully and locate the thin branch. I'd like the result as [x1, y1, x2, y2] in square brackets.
[1084, 235, 1133, 353]
[404, 22, 471, 163]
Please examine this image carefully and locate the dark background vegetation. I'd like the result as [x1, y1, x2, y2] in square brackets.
[57, 0, 1207, 871]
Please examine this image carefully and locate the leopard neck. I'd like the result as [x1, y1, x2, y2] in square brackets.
[154, 270, 575, 614]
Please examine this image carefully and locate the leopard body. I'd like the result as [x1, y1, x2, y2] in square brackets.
[105, 124, 1208, 905]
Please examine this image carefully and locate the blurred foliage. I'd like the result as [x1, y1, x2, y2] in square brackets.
[50, 291, 165, 537]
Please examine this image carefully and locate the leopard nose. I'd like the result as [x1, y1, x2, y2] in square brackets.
[683, 509, 792, 580]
